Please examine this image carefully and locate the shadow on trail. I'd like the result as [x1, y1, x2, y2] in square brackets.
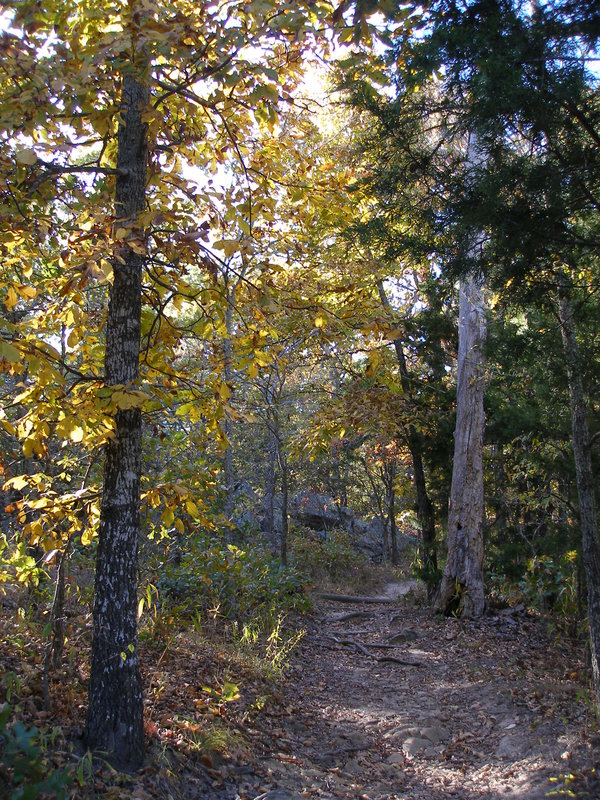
[248, 594, 592, 800]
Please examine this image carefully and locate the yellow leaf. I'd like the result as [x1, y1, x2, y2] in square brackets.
[247, 362, 259, 379]
[174, 518, 185, 535]
[29, 519, 44, 544]
[314, 314, 325, 328]
[218, 382, 231, 401]
[0, 419, 16, 436]
[128, 239, 147, 255]
[113, 389, 150, 410]
[69, 425, 84, 443]
[67, 329, 81, 348]
[28, 497, 50, 510]
[4, 474, 27, 491]
[186, 500, 199, 518]
[99, 260, 113, 282]
[213, 239, 239, 257]
[5, 286, 18, 311]
[81, 528, 94, 546]
[365, 350, 382, 378]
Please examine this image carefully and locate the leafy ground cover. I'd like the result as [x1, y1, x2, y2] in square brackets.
[1, 559, 599, 799]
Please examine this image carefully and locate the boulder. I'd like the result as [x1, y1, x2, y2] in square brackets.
[290, 491, 353, 530]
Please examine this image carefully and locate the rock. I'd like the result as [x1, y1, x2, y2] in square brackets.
[349, 517, 385, 560]
[420, 725, 450, 744]
[384, 725, 420, 740]
[386, 753, 405, 765]
[402, 737, 431, 756]
[343, 757, 362, 774]
[290, 492, 386, 560]
[496, 733, 531, 759]
[381, 580, 420, 600]
[341, 732, 371, 749]
[291, 491, 351, 530]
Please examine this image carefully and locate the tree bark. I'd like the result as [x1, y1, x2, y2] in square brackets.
[435, 274, 487, 617]
[377, 282, 437, 594]
[278, 440, 289, 567]
[387, 479, 399, 566]
[85, 71, 147, 770]
[557, 274, 600, 709]
[263, 430, 277, 540]
[361, 458, 390, 559]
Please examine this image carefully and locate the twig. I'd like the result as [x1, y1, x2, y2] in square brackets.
[330, 636, 423, 667]
[313, 743, 370, 762]
[317, 592, 396, 604]
[325, 610, 373, 623]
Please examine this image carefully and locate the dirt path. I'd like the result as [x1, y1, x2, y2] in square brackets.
[230, 586, 599, 800]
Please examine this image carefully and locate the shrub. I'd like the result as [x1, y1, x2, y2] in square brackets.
[289, 525, 366, 581]
[154, 533, 309, 625]
[0, 701, 72, 800]
[520, 551, 579, 619]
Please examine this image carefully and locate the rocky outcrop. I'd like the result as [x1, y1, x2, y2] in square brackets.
[227, 485, 420, 561]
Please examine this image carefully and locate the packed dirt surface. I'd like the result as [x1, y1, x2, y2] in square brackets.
[4, 580, 599, 799]
[219, 585, 599, 800]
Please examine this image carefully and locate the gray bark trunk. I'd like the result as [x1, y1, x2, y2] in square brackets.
[85, 71, 147, 769]
[435, 274, 487, 617]
[435, 133, 487, 618]
[557, 274, 600, 709]
[387, 478, 399, 566]
[263, 430, 277, 539]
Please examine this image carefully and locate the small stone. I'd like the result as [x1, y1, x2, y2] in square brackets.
[344, 758, 361, 774]
[342, 733, 371, 749]
[496, 734, 530, 759]
[384, 725, 420, 740]
[402, 737, 430, 756]
[421, 725, 450, 744]
[256, 791, 305, 800]
[386, 753, 405, 765]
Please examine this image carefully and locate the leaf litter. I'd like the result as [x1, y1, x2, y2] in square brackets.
[1, 584, 599, 799]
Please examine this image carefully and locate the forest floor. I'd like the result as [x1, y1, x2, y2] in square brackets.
[234, 586, 600, 800]
[2, 575, 600, 799]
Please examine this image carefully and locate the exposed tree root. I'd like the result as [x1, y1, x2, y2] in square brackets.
[330, 635, 423, 667]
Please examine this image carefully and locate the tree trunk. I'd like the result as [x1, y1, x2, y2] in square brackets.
[387, 479, 399, 566]
[435, 274, 487, 617]
[557, 274, 600, 710]
[377, 282, 437, 593]
[263, 430, 277, 540]
[409, 432, 437, 593]
[278, 442, 289, 566]
[85, 71, 147, 770]
[362, 459, 390, 559]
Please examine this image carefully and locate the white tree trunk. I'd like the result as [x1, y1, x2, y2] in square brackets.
[435, 132, 487, 617]
[436, 275, 487, 616]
